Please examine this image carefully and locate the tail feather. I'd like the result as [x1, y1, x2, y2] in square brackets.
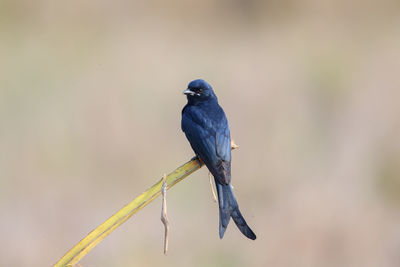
[216, 181, 256, 240]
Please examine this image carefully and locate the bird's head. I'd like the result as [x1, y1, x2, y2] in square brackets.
[183, 79, 217, 103]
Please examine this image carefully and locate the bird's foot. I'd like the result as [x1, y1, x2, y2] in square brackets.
[191, 155, 203, 166]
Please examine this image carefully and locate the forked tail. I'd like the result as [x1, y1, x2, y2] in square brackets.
[215, 181, 256, 240]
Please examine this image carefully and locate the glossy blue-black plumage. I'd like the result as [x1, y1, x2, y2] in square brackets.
[181, 79, 256, 240]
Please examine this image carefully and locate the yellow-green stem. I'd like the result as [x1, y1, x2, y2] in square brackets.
[54, 157, 203, 267]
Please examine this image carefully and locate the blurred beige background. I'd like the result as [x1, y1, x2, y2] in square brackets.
[1, 0, 400, 266]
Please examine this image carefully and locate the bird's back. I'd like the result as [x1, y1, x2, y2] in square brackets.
[182, 101, 232, 185]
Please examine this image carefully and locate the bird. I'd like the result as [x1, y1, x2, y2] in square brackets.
[181, 79, 256, 240]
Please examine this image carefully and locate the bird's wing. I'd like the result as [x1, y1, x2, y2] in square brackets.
[182, 105, 231, 185]
[215, 116, 231, 162]
[182, 106, 216, 165]
[214, 115, 232, 184]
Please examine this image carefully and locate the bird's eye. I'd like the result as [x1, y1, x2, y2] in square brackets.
[192, 88, 202, 96]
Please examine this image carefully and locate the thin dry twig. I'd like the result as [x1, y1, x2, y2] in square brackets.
[209, 172, 218, 203]
[161, 174, 169, 255]
[231, 139, 239, 149]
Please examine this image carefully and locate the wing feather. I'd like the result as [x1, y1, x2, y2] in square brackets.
[182, 105, 231, 184]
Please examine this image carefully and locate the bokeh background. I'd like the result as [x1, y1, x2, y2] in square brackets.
[1, 0, 400, 266]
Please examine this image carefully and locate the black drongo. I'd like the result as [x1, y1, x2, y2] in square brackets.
[181, 79, 256, 240]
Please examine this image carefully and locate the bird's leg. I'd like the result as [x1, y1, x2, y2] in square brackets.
[160, 174, 169, 255]
[209, 172, 218, 203]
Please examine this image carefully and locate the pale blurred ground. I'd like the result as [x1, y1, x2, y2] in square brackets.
[1, 0, 400, 266]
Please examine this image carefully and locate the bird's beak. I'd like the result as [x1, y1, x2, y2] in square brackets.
[183, 88, 195, 96]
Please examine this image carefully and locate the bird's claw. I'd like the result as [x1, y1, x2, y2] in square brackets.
[191, 155, 203, 166]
